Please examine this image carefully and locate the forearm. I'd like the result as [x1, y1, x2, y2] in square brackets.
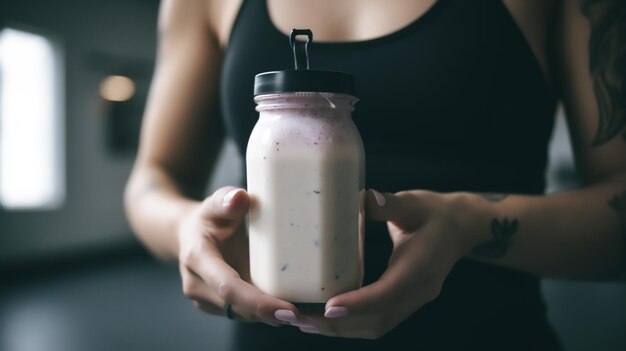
[462, 174, 626, 279]
[124, 165, 200, 261]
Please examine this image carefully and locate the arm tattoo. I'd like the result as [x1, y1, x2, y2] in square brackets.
[471, 218, 519, 259]
[581, 0, 626, 145]
[479, 193, 509, 202]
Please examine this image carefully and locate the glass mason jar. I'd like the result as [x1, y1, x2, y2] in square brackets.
[246, 91, 365, 303]
[246, 29, 365, 304]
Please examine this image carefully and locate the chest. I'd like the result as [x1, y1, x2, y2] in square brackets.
[220, 0, 555, 161]
[215, 0, 555, 80]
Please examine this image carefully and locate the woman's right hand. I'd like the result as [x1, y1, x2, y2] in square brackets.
[177, 186, 300, 327]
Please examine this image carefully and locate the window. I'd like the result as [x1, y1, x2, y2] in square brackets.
[0, 27, 64, 209]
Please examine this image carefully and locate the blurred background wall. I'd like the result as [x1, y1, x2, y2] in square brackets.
[0, 0, 157, 264]
[542, 112, 626, 351]
[0, 1, 624, 350]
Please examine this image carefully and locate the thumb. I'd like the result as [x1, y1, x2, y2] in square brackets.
[364, 189, 411, 222]
[199, 186, 249, 228]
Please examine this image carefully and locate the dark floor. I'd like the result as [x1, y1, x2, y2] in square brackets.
[0, 249, 234, 351]
[2, 247, 625, 351]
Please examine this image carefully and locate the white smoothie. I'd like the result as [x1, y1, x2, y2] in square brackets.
[246, 93, 364, 303]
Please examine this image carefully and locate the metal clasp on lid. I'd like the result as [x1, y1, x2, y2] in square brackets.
[290, 29, 313, 70]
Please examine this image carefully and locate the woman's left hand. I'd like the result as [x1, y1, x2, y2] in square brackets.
[291, 189, 480, 339]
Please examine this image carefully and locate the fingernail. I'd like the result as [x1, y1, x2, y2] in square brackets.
[324, 306, 349, 318]
[222, 189, 241, 207]
[290, 316, 315, 328]
[299, 326, 321, 334]
[371, 189, 386, 207]
[274, 309, 298, 323]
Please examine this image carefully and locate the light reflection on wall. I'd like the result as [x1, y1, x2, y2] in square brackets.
[99, 75, 135, 102]
[0, 27, 64, 210]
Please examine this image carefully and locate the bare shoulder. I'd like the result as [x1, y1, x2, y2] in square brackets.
[156, 0, 241, 48]
[158, 0, 210, 33]
[206, 0, 244, 48]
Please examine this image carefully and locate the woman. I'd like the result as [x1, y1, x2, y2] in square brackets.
[125, 0, 626, 349]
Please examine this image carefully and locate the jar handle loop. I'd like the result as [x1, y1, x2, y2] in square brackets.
[290, 29, 313, 70]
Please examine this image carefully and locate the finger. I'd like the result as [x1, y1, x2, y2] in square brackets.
[181, 261, 281, 325]
[325, 249, 443, 324]
[193, 300, 223, 315]
[365, 189, 429, 229]
[192, 300, 284, 326]
[199, 186, 249, 228]
[215, 276, 300, 325]
[363, 189, 407, 222]
[181, 263, 257, 319]
[298, 282, 391, 339]
[185, 250, 294, 326]
[179, 263, 222, 307]
[323, 276, 394, 318]
[190, 243, 300, 325]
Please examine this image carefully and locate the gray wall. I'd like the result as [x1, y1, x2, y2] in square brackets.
[0, 0, 158, 263]
[542, 110, 626, 351]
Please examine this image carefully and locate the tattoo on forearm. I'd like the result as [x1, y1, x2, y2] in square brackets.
[479, 193, 509, 202]
[581, 0, 626, 145]
[608, 190, 626, 260]
[472, 218, 518, 259]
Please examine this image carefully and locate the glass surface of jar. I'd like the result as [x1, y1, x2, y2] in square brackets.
[246, 29, 365, 304]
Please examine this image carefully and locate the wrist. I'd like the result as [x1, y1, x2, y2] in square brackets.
[443, 192, 498, 257]
[173, 200, 203, 257]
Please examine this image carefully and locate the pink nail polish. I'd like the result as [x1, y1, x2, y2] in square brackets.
[289, 314, 315, 328]
[324, 306, 349, 318]
[371, 189, 386, 207]
[274, 309, 298, 323]
[222, 189, 241, 207]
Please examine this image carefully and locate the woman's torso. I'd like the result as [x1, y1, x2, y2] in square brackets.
[213, 0, 560, 349]
[216, 0, 558, 193]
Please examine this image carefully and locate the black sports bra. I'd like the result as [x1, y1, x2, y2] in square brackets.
[220, 0, 556, 195]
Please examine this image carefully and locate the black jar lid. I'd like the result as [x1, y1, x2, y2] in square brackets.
[253, 29, 355, 96]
